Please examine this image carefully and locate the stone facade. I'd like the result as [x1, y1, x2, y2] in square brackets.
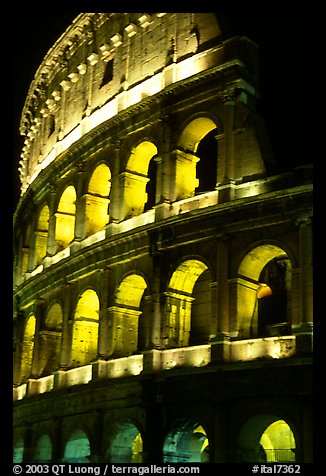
[13, 13, 313, 463]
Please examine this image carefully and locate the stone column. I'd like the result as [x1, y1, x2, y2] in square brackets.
[216, 234, 230, 336]
[294, 214, 313, 353]
[30, 299, 45, 378]
[59, 282, 73, 369]
[218, 89, 237, 202]
[211, 234, 231, 363]
[73, 161, 87, 241]
[108, 140, 122, 224]
[97, 268, 111, 359]
[298, 215, 313, 327]
[46, 184, 58, 256]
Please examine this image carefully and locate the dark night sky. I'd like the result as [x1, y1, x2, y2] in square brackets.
[12, 11, 312, 210]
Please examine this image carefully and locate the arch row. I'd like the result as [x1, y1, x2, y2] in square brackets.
[14, 115, 226, 286]
[14, 237, 310, 396]
[13, 406, 306, 463]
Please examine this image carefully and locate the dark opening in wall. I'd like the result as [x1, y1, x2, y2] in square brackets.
[48, 114, 55, 137]
[100, 59, 114, 88]
[196, 128, 218, 193]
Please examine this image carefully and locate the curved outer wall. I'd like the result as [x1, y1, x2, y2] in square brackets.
[13, 13, 313, 464]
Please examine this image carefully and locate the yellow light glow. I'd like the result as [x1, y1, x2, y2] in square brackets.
[55, 186, 76, 248]
[21, 315, 36, 381]
[178, 117, 216, 154]
[131, 433, 143, 463]
[71, 290, 99, 367]
[260, 420, 296, 462]
[169, 260, 207, 294]
[115, 274, 147, 307]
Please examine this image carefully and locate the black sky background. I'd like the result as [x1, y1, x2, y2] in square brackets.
[12, 11, 312, 210]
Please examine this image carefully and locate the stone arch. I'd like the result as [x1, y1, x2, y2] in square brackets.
[174, 116, 219, 199]
[109, 273, 148, 356]
[33, 433, 53, 462]
[71, 289, 100, 367]
[122, 140, 158, 219]
[20, 314, 36, 382]
[237, 414, 297, 463]
[237, 243, 293, 338]
[85, 162, 111, 236]
[163, 419, 209, 463]
[39, 302, 63, 376]
[55, 184, 76, 250]
[34, 204, 49, 266]
[108, 421, 143, 463]
[165, 258, 211, 347]
[63, 428, 91, 463]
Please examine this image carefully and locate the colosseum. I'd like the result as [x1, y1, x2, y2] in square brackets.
[13, 13, 313, 464]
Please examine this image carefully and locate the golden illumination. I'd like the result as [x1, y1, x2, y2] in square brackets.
[178, 117, 217, 154]
[121, 141, 158, 219]
[21, 315, 36, 381]
[55, 185, 76, 249]
[131, 433, 143, 463]
[260, 420, 296, 462]
[34, 205, 49, 266]
[71, 290, 99, 367]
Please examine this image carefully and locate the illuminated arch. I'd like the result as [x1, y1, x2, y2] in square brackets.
[39, 303, 63, 376]
[34, 204, 49, 266]
[55, 185, 76, 250]
[175, 116, 218, 199]
[237, 244, 292, 338]
[71, 289, 99, 367]
[63, 429, 91, 463]
[109, 274, 148, 356]
[237, 414, 296, 463]
[33, 433, 52, 462]
[108, 422, 143, 463]
[85, 163, 111, 236]
[178, 117, 217, 154]
[166, 259, 210, 347]
[163, 420, 209, 463]
[122, 141, 158, 219]
[20, 315, 36, 381]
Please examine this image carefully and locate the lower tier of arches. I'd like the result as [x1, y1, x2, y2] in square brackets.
[13, 358, 313, 463]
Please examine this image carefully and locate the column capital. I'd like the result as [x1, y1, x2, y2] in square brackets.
[295, 213, 312, 227]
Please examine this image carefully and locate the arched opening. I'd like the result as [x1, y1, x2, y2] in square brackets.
[237, 414, 296, 463]
[108, 422, 143, 463]
[257, 257, 291, 337]
[20, 315, 36, 382]
[33, 434, 52, 462]
[39, 302, 63, 376]
[109, 274, 147, 356]
[195, 128, 218, 193]
[261, 420, 296, 462]
[123, 141, 158, 219]
[71, 290, 99, 367]
[34, 204, 49, 266]
[175, 117, 218, 200]
[63, 429, 91, 463]
[55, 185, 76, 250]
[166, 259, 210, 347]
[144, 156, 158, 211]
[189, 269, 212, 345]
[237, 244, 292, 338]
[85, 163, 111, 236]
[163, 420, 209, 462]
